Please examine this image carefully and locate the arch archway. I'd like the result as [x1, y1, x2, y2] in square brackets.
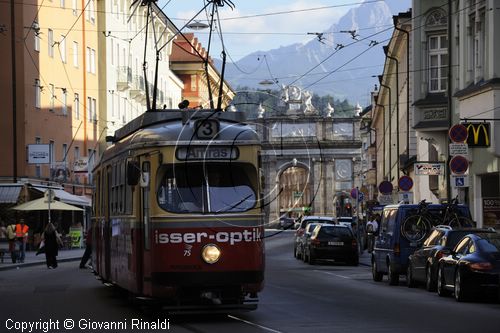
[276, 160, 311, 218]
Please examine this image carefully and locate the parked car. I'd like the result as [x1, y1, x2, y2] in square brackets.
[407, 226, 495, 290]
[371, 203, 471, 286]
[294, 222, 320, 260]
[295, 216, 336, 239]
[437, 232, 500, 301]
[279, 216, 295, 230]
[303, 224, 359, 265]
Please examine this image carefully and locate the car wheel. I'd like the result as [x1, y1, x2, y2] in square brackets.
[372, 260, 383, 282]
[308, 253, 315, 265]
[454, 270, 469, 302]
[407, 263, 417, 288]
[388, 262, 399, 286]
[425, 264, 436, 292]
[437, 266, 451, 297]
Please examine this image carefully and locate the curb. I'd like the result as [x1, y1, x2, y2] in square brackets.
[0, 256, 81, 271]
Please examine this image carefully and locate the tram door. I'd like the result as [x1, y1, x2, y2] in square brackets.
[138, 160, 151, 294]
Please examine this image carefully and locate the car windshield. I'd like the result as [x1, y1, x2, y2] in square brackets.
[477, 236, 500, 253]
[319, 226, 352, 238]
[157, 163, 257, 213]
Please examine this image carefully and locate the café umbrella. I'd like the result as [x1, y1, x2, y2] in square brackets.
[11, 189, 83, 224]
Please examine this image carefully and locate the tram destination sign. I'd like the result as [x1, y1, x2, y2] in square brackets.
[176, 146, 239, 161]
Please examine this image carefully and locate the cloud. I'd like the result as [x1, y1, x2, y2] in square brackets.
[171, 0, 351, 59]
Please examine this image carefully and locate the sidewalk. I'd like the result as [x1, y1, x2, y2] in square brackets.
[0, 248, 84, 271]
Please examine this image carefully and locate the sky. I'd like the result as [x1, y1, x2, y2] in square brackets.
[158, 0, 411, 61]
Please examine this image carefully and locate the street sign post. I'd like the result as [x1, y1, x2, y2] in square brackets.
[378, 181, 393, 194]
[449, 143, 468, 156]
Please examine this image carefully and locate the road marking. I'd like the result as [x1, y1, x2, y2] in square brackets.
[315, 270, 350, 279]
[227, 315, 282, 333]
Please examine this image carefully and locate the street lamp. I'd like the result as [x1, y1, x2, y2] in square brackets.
[186, 21, 209, 30]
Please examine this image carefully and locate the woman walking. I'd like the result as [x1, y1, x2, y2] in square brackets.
[42, 223, 61, 269]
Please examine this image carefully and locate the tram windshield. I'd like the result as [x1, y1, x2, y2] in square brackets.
[157, 163, 257, 214]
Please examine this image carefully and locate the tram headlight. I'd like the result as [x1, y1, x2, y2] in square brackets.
[202, 244, 221, 264]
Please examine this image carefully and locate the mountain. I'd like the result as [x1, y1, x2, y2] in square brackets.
[214, 0, 411, 106]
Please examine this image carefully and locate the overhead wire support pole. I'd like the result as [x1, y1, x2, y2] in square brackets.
[204, 3, 217, 110]
[379, 79, 392, 183]
[143, 3, 152, 111]
[151, 8, 159, 111]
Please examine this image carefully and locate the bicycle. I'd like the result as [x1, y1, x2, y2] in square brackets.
[441, 196, 474, 228]
[400, 200, 433, 242]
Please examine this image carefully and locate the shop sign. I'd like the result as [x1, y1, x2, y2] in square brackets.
[28, 144, 50, 164]
[482, 197, 500, 228]
[73, 157, 89, 173]
[415, 162, 445, 176]
[464, 122, 490, 147]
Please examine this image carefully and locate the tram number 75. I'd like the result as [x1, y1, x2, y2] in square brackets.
[195, 119, 220, 139]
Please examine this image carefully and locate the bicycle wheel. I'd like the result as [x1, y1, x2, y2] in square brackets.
[401, 215, 431, 242]
[447, 216, 474, 228]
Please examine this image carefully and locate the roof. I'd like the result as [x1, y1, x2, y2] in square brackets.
[0, 184, 22, 204]
[32, 187, 91, 207]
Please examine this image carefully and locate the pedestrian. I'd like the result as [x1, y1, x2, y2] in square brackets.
[6, 222, 17, 263]
[79, 227, 92, 269]
[41, 222, 62, 269]
[15, 218, 29, 263]
[366, 214, 379, 253]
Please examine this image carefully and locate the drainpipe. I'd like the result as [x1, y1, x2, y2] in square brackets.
[446, 0, 452, 203]
[386, 50, 400, 181]
[394, 18, 411, 172]
[379, 78, 392, 183]
[375, 103, 386, 179]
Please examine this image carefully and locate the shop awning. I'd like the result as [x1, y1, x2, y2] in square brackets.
[0, 185, 22, 203]
[32, 186, 91, 207]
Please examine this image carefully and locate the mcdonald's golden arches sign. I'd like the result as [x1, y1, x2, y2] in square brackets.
[463, 122, 490, 147]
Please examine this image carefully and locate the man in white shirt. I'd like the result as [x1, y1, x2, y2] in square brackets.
[366, 215, 379, 252]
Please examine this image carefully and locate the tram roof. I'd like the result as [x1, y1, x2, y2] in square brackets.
[103, 109, 260, 158]
[110, 109, 250, 143]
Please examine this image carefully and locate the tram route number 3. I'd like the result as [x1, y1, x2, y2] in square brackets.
[196, 119, 220, 139]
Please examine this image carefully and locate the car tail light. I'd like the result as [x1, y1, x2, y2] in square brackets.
[436, 250, 446, 260]
[352, 239, 357, 248]
[311, 238, 321, 246]
[468, 262, 493, 271]
[296, 229, 304, 237]
[394, 243, 400, 256]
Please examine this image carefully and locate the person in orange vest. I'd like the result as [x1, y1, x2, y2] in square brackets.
[15, 218, 29, 263]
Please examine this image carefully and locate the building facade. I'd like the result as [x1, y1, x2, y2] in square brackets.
[97, 0, 183, 140]
[0, 0, 99, 190]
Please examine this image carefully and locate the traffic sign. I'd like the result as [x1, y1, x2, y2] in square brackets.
[449, 155, 469, 175]
[449, 143, 468, 156]
[378, 181, 393, 194]
[398, 176, 414, 192]
[449, 124, 468, 143]
[452, 175, 469, 187]
[350, 188, 358, 199]
[358, 192, 364, 202]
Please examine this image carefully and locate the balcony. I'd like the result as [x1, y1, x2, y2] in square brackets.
[129, 75, 145, 101]
[116, 66, 132, 91]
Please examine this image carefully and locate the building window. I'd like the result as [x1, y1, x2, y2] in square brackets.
[49, 84, 55, 111]
[48, 29, 54, 57]
[73, 41, 78, 67]
[49, 140, 55, 165]
[191, 74, 197, 91]
[34, 22, 40, 51]
[86, 0, 95, 24]
[74, 93, 80, 119]
[60, 35, 66, 63]
[88, 97, 92, 122]
[86, 47, 91, 72]
[110, 38, 114, 65]
[92, 98, 97, 122]
[428, 35, 448, 93]
[72, 0, 77, 15]
[62, 89, 67, 115]
[74, 146, 80, 160]
[90, 48, 96, 74]
[62, 143, 68, 162]
[60, 0, 65, 8]
[35, 79, 41, 108]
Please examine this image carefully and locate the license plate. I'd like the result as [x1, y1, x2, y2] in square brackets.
[328, 241, 344, 246]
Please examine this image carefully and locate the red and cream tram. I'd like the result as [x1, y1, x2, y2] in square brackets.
[91, 110, 264, 311]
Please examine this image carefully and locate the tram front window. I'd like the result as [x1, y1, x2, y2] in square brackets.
[157, 163, 257, 213]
